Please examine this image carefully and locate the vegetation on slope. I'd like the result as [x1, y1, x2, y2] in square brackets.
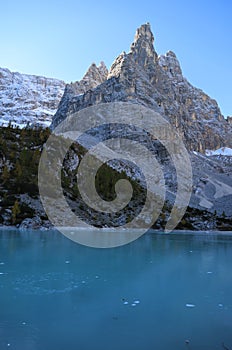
[0, 125, 231, 230]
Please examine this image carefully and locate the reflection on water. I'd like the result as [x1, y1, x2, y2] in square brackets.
[0, 228, 232, 350]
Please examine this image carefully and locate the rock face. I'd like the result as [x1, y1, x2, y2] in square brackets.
[54, 62, 108, 127]
[0, 68, 66, 127]
[0, 62, 108, 129]
[0, 23, 231, 231]
[227, 116, 232, 125]
[52, 23, 231, 152]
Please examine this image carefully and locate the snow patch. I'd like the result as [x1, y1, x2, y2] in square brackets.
[0, 67, 65, 128]
[206, 147, 232, 157]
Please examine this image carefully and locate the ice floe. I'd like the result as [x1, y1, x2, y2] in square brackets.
[186, 304, 195, 308]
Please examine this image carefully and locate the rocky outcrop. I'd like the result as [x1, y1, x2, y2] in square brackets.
[0, 124, 231, 230]
[227, 116, 232, 125]
[53, 62, 108, 127]
[0, 68, 65, 127]
[52, 23, 231, 153]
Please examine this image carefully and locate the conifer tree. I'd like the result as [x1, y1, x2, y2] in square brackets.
[12, 200, 20, 224]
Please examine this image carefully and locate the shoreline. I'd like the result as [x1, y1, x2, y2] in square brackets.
[0, 225, 232, 236]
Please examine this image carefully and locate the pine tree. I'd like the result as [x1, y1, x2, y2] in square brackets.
[12, 200, 21, 224]
[14, 160, 23, 180]
[1, 165, 10, 183]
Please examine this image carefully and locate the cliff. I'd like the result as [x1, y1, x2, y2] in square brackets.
[0, 68, 65, 127]
[52, 24, 231, 153]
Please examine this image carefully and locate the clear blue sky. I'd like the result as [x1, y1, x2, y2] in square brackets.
[1, 0, 231, 116]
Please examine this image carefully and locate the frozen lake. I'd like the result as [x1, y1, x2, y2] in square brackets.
[0, 228, 232, 350]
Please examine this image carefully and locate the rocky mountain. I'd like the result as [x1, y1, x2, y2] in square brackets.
[55, 62, 108, 126]
[52, 23, 231, 153]
[49, 23, 232, 227]
[0, 68, 65, 127]
[0, 23, 231, 230]
[0, 62, 108, 128]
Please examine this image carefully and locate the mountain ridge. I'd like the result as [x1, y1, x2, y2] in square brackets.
[0, 62, 108, 128]
[0, 23, 231, 230]
[52, 23, 231, 153]
[0, 23, 231, 153]
[0, 67, 65, 128]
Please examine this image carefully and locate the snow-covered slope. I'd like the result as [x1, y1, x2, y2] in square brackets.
[206, 147, 232, 156]
[0, 67, 65, 128]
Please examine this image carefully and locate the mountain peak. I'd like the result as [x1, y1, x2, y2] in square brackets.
[82, 61, 108, 88]
[108, 23, 157, 78]
[158, 50, 183, 80]
[52, 23, 231, 153]
[133, 23, 154, 45]
[130, 23, 157, 65]
[68, 61, 108, 95]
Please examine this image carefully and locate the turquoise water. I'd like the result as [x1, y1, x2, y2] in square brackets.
[0, 229, 232, 350]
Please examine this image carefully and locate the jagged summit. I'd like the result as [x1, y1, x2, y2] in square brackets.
[73, 61, 108, 93]
[108, 23, 157, 78]
[52, 23, 231, 152]
[158, 51, 183, 80]
[53, 61, 108, 127]
[133, 22, 154, 42]
[130, 23, 157, 65]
